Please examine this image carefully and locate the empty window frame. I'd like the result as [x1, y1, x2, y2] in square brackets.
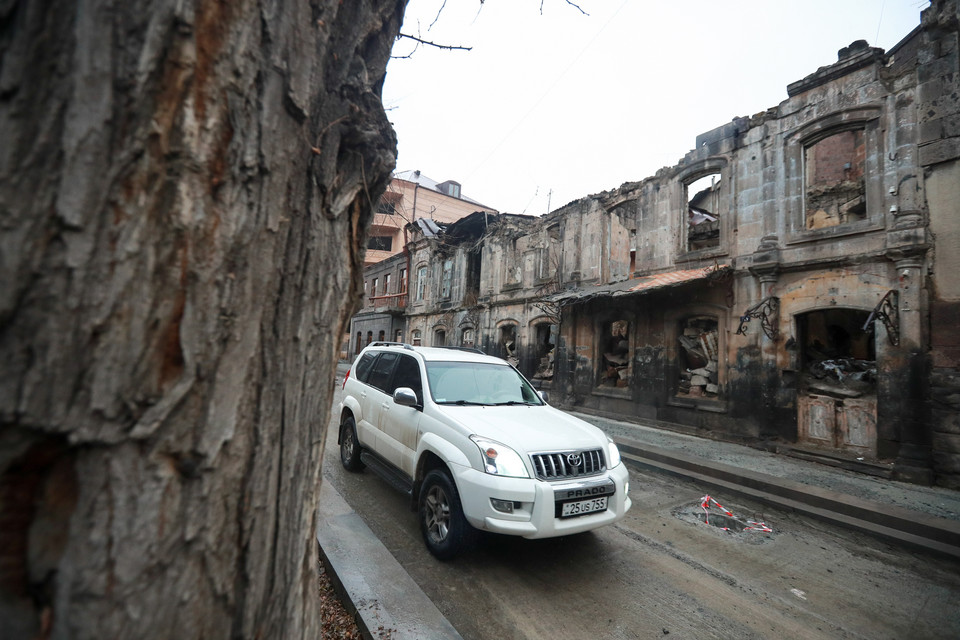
[412, 330, 422, 346]
[804, 129, 867, 230]
[685, 173, 722, 252]
[500, 324, 518, 364]
[599, 319, 630, 388]
[415, 265, 427, 301]
[434, 328, 447, 346]
[532, 323, 556, 380]
[461, 328, 475, 347]
[676, 316, 720, 398]
[376, 192, 401, 215]
[368, 236, 393, 251]
[440, 259, 453, 300]
[797, 308, 876, 393]
[384, 273, 392, 295]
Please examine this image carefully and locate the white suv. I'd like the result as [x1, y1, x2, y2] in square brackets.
[337, 342, 631, 559]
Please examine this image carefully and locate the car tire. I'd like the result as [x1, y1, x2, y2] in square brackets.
[339, 416, 364, 472]
[419, 469, 476, 560]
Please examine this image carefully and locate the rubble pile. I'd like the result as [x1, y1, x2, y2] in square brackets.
[678, 320, 719, 397]
[804, 358, 876, 398]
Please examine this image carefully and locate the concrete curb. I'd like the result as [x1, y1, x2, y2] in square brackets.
[317, 480, 463, 639]
[616, 437, 960, 561]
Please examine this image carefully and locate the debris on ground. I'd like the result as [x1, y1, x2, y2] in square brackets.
[318, 560, 362, 639]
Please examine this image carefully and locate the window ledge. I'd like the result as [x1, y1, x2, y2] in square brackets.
[676, 246, 728, 264]
[667, 397, 728, 413]
[785, 220, 883, 244]
[592, 387, 631, 400]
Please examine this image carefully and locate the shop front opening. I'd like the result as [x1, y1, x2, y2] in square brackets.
[796, 309, 877, 457]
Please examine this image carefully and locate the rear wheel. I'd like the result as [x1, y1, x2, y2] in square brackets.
[339, 416, 364, 472]
[419, 469, 475, 560]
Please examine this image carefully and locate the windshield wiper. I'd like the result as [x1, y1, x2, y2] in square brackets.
[489, 400, 537, 406]
[438, 400, 487, 406]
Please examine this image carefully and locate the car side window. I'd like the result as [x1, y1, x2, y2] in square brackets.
[366, 352, 399, 392]
[353, 353, 376, 383]
[390, 355, 423, 404]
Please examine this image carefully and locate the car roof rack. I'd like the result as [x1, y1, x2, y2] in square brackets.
[432, 346, 486, 355]
[368, 341, 415, 351]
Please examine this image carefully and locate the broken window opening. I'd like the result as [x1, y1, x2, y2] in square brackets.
[368, 236, 393, 252]
[677, 316, 720, 398]
[804, 130, 867, 230]
[434, 328, 447, 346]
[366, 331, 373, 346]
[798, 309, 876, 399]
[415, 265, 427, 301]
[412, 330, 422, 346]
[440, 259, 453, 300]
[376, 192, 401, 215]
[598, 319, 630, 388]
[686, 173, 721, 252]
[461, 328, 475, 348]
[500, 324, 518, 367]
[395, 329, 403, 343]
[532, 323, 557, 380]
[355, 332, 362, 354]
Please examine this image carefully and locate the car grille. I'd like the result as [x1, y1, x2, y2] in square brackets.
[530, 449, 606, 480]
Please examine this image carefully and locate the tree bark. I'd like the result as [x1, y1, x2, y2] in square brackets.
[0, 0, 405, 637]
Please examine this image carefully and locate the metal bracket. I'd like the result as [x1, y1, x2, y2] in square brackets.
[736, 296, 780, 340]
[863, 290, 899, 346]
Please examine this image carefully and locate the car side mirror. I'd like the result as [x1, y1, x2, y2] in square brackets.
[394, 387, 419, 407]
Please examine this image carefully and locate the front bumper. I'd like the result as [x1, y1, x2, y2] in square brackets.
[451, 462, 631, 539]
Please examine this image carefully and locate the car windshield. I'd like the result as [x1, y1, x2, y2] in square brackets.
[426, 361, 543, 406]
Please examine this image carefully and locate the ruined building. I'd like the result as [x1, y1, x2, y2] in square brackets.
[349, 0, 960, 488]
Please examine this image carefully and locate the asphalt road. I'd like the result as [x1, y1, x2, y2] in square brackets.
[322, 385, 960, 640]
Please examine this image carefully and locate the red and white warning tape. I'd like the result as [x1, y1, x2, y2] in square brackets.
[698, 494, 772, 533]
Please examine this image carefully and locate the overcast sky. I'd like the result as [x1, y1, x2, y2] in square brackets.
[382, 0, 929, 215]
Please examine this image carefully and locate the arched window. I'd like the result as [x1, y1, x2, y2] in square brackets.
[412, 330, 422, 346]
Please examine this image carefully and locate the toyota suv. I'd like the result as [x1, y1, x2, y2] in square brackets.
[336, 342, 631, 559]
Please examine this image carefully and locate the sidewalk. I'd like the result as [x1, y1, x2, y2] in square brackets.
[572, 410, 960, 560]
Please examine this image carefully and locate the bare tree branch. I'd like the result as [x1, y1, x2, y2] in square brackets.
[395, 32, 472, 54]
[541, 0, 589, 15]
[428, 0, 448, 30]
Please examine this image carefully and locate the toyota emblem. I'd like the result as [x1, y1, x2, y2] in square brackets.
[566, 453, 582, 467]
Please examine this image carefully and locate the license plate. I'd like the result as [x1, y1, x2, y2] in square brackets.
[561, 496, 608, 517]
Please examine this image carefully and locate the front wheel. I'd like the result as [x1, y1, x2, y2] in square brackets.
[339, 416, 364, 472]
[419, 469, 476, 560]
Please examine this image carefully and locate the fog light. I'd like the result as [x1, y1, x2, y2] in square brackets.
[491, 498, 515, 514]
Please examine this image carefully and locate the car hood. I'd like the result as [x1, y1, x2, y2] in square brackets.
[434, 404, 607, 453]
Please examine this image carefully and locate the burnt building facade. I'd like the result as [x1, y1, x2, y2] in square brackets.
[351, 1, 960, 488]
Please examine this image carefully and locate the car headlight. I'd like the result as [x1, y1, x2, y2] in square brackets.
[606, 437, 622, 468]
[470, 436, 529, 478]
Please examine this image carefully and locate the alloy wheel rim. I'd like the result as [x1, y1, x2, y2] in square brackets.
[342, 427, 354, 460]
[424, 485, 451, 543]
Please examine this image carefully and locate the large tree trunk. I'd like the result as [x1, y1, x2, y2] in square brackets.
[0, 0, 404, 637]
